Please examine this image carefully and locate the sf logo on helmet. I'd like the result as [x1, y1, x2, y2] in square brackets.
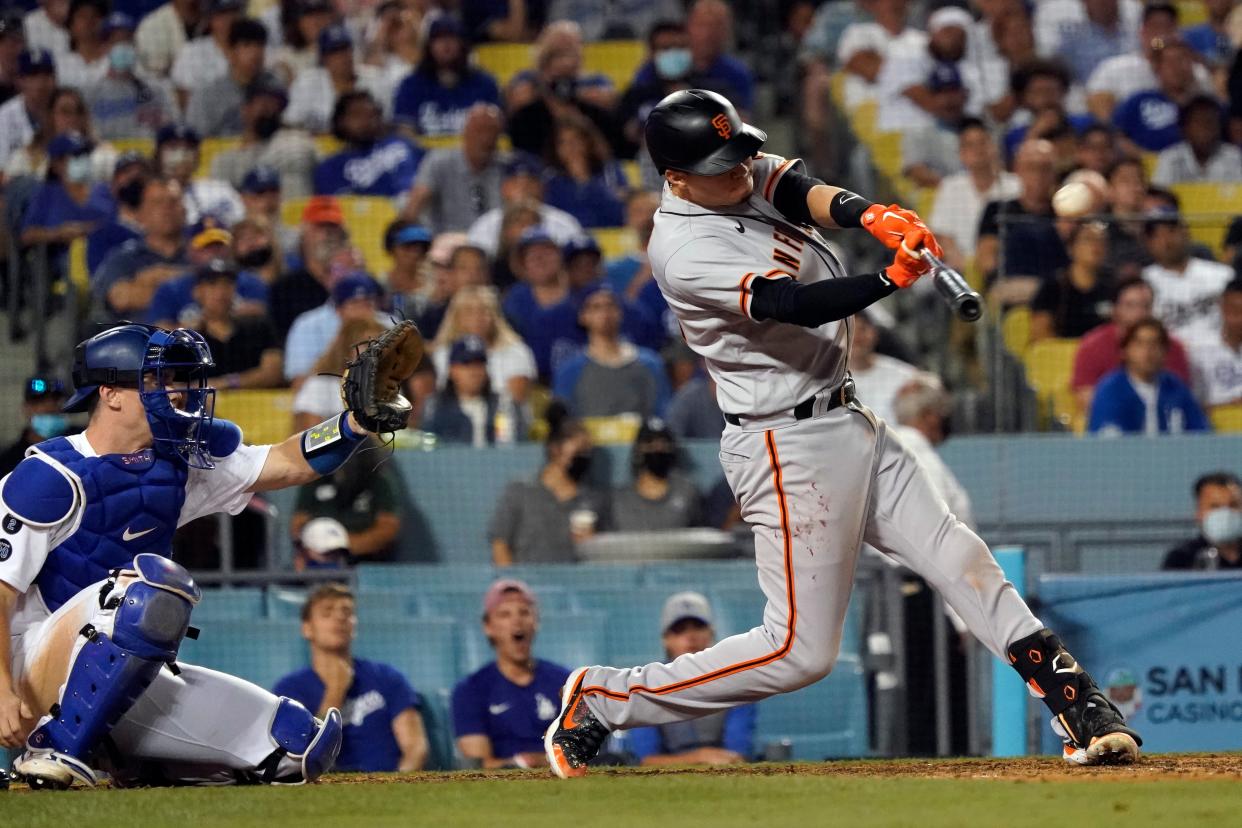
[711, 114, 732, 139]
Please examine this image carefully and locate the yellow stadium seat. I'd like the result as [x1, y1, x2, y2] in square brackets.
[621, 160, 641, 188]
[280, 196, 398, 276]
[582, 40, 645, 89]
[1024, 338, 1081, 430]
[312, 135, 344, 157]
[1209, 403, 1242, 433]
[109, 136, 153, 159]
[474, 43, 535, 87]
[582, 414, 642, 445]
[1170, 182, 1242, 257]
[214, 389, 295, 446]
[1001, 306, 1031, 357]
[829, 71, 847, 110]
[1175, 0, 1208, 27]
[870, 131, 903, 182]
[1139, 151, 1158, 181]
[851, 100, 878, 143]
[197, 136, 243, 178]
[590, 227, 637, 260]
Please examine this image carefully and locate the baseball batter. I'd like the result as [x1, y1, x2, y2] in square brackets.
[545, 90, 1142, 775]
[0, 321, 420, 789]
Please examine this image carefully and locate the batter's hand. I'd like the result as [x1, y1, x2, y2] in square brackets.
[861, 204, 943, 260]
[885, 239, 935, 289]
[0, 688, 36, 748]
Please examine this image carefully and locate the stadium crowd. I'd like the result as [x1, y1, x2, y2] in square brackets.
[1, 0, 1241, 569]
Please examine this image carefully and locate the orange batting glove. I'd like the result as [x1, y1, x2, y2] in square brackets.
[861, 204, 943, 260]
[885, 238, 935, 288]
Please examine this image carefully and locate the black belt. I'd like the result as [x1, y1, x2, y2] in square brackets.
[723, 379, 856, 426]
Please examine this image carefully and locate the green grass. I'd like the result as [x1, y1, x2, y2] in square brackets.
[4, 766, 1239, 828]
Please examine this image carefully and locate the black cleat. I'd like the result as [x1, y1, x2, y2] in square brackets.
[544, 667, 609, 778]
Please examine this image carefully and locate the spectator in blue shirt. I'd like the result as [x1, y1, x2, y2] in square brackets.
[423, 334, 526, 446]
[626, 592, 756, 765]
[273, 583, 429, 772]
[1112, 37, 1201, 154]
[91, 174, 189, 318]
[553, 286, 670, 419]
[502, 226, 584, 381]
[542, 114, 628, 229]
[314, 90, 424, 197]
[85, 151, 147, 273]
[683, 0, 754, 113]
[605, 190, 658, 296]
[451, 579, 570, 768]
[1088, 317, 1210, 435]
[1182, 0, 1234, 68]
[146, 220, 270, 327]
[564, 235, 664, 351]
[20, 131, 110, 271]
[392, 15, 500, 136]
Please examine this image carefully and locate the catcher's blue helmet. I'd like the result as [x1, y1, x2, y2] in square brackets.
[65, 323, 218, 468]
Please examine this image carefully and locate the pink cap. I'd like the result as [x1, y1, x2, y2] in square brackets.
[482, 578, 538, 617]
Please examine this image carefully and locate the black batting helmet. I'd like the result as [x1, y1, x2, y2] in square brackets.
[644, 89, 767, 176]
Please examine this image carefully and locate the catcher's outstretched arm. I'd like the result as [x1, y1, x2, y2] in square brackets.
[248, 412, 373, 493]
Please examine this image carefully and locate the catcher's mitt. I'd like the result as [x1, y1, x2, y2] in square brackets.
[341, 320, 424, 433]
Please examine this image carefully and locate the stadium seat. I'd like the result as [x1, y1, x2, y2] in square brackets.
[473, 43, 535, 87]
[458, 611, 607, 674]
[213, 389, 295, 446]
[195, 587, 267, 622]
[506, 562, 643, 591]
[420, 586, 572, 620]
[280, 196, 398, 275]
[582, 41, 645, 89]
[354, 590, 421, 622]
[1001, 306, 1031, 357]
[1023, 338, 1081, 430]
[197, 136, 243, 178]
[1209, 403, 1242, 433]
[180, 619, 305, 690]
[1170, 182, 1242, 256]
[751, 654, 869, 759]
[640, 560, 758, 592]
[419, 688, 456, 770]
[589, 226, 637, 260]
[354, 617, 459, 694]
[582, 413, 642, 445]
[355, 563, 501, 594]
[267, 586, 311, 620]
[870, 131, 903, 182]
[572, 588, 671, 665]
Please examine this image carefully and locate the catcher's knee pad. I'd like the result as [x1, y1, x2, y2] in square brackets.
[25, 555, 201, 777]
[262, 698, 343, 784]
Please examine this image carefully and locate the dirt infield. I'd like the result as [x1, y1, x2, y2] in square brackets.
[323, 752, 1242, 786]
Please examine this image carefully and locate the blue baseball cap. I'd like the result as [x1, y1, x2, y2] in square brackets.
[428, 15, 465, 40]
[48, 132, 93, 159]
[18, 47, 55, 76]
[332, 272, 383, 305]
[240, 165, 280, 193]
[503, 152, 543, 179]
[113, 150, 148, 175]
[392, 225, 433, 248]
[928, 62, 963, 92]
[318, 22, 352, 56]
[563, 235, 600, 260]
[517, 226, 557, 252]
[450, 335, 488, 365]
[156, 123, 201, 146]
[101, 11, 136, 36]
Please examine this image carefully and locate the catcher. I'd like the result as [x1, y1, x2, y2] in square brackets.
[0, 320, 422, 789]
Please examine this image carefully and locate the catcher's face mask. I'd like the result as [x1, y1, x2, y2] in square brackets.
[140, 328, 217, 469]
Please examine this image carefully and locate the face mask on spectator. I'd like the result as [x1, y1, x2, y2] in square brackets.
[31, 413, 68, 438]
[109, 42, 136, 73]
[254, 114, 282, 140]
[641, 451, 675, 479]
[566, 453, 592, 482]
[161, 147, 194, 169]
[66, 155, 92, 183]
[654, 48, 691, 80]
[237, 246, 274, 268]
[1203, 507, 1242, 545]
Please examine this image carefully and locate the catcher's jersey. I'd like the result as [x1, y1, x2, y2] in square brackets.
[650, 154, 851, 419]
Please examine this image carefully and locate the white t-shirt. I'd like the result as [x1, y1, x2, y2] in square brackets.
[850, 354, 926, 426]
[135, 3, 188, 77]
[651, 154, 851, 418]
[1129, 374, 1160, 436]
[1151, 142, 1242, 187]
[0, 432, 269, 637]
[1034, 0, 1142, 56]
[430, 341, 537, 398]
[284, 65, 394, 133]
[927, 171, 1021, 259]
[1189, 333, 1242, 407]
[292, 374, 345, 420]
[459, 397, 490, 447]
[0, 95, 34, 171]
[1143, 258, 1235, 347]
[171, 37, 228, 92]
[183, 178, 245, 227]
[56, 51, 109, 90]
[835, 23, 928, 110]
[466, 205, 584, 258]
[875, 54, 984, 133]
[893, 425, 975, 528]
[1086, 52, 1212, 102]
[23, 9, 70, 58]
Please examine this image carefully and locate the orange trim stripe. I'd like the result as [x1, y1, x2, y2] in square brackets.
[738, 272, 756, 317]
[763, 158, 796, 202]
[577, 431, 796, 703]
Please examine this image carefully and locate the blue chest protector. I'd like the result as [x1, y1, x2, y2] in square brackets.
[26, 437, 189, 612]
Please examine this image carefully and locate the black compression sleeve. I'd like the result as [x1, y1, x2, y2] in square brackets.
[828, 189, 872, 228]
[770, 168, 821, 225]
[748, 273, 897, 327]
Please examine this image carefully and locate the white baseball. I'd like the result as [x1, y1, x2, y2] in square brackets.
[1052, 181, 1095, 218]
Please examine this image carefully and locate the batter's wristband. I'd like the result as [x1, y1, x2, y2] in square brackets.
[301, 412, 366, 476]
[828, 190, 872, 228]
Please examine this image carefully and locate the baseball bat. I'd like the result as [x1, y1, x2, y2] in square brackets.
[921, 249, 983, 322]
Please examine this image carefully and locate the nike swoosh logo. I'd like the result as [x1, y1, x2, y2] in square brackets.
[878, 271, 893, 287]
[733, 220, 745, 233]
[122, 526, 157, 542]
[488, 703, 510, 715]
[838, 193, 860, 203]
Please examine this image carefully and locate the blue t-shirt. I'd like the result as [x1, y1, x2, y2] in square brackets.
[91, 238, 190, 317]
[627, 704, 757, 761]
[21, 181, 110, 233]
[1112, 90, 1182, 152]
[313, 136, 425, 197]
[86, 218, 142, 275]
[273, 658, 421, 773]
[502, 283, 585, 380]
[605, 255, 642, 295]
[1087, 369, 1210, 435]
[392, 69, 501, 136]
[1003, 113, 1096, 161]
[631, 55, 755, 113]
[450, 660, 570, 760]
[1183, 23, 1232, 66]
[543, 164, 628, 229]
[145, 270, 271, 325]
